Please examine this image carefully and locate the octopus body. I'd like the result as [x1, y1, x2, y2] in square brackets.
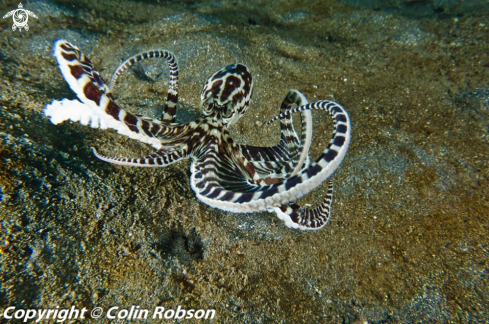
[44, 40, 351, 230]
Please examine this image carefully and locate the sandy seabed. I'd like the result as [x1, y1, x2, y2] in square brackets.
[0, 0, 488, 322]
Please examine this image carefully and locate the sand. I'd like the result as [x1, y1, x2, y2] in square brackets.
[1, 0, 488, 322]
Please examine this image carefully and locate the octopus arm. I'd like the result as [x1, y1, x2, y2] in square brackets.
[44, 40, 187, 150]
[238, 89, 312, 179]
[238, 145, 309, 180]
[191, 100, 350, 230]
[92, 146, 189, 167]
[273, 178, 334, 230]
[109, 49, 179, 122]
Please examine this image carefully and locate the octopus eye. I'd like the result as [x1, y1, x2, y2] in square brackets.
[200, 63, 253, 125]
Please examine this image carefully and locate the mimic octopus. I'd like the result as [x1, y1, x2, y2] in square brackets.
[44, 40, 351, 230]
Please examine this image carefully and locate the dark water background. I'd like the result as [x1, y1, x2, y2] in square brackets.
[1, 0, 488, 323]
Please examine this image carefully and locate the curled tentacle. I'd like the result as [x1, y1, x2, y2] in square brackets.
[109, 49, 179, 122]
[274, 178, 333, 230]
[264, 98, 345, 230]
[276, 89, 312, 177]
[191, 100, 350, 222]
[238, 89, 312, 180]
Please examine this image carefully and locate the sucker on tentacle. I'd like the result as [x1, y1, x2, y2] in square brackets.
[44, 39, 351, 230]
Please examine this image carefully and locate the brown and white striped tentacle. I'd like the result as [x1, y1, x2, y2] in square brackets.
[191, 139, 267, 197]
[238, 89, 312, 180]
[276, 89, 312, 177]
[91, 146, 188, 167]
[190, 99, 350, 230]
[44, 40, 187, 150]
[109, 49, 179, 122]
[266, 93, 335, 230]
[275, 178, 333, 230]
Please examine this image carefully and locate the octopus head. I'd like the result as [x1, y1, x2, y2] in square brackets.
[200, 63, 253, 127]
